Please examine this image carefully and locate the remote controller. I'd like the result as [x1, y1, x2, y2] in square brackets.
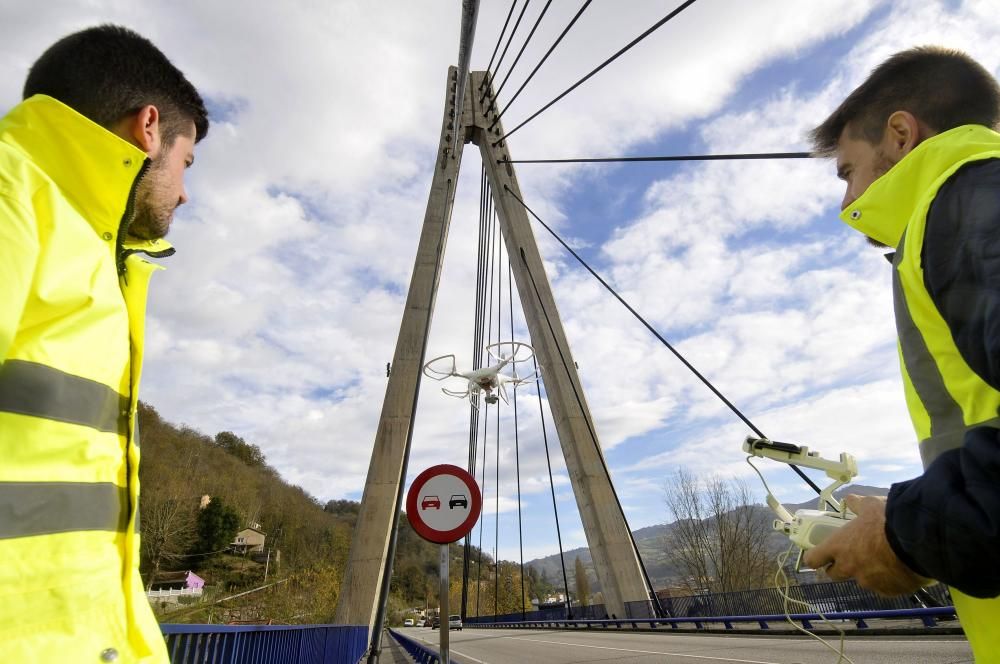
[743, 436, 858, 569]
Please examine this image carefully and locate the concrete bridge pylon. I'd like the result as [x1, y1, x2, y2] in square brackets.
[334, 66, 654, 636]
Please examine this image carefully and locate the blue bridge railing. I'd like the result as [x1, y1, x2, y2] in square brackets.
[160, 624, 367, 664]
[388, 629, 461, 664]
[465, 580, 954, 624]
[466, 606, 958, 632]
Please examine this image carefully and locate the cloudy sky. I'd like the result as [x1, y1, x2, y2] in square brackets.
[4, 0, 999, 564]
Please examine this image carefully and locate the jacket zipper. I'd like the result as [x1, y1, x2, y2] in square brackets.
[114, 156, 151, 543]
[115, 157, 153, 279]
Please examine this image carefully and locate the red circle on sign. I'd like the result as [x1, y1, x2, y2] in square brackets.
[406, 464, 482, 544]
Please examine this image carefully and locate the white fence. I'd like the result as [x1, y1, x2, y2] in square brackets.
[146, 587, 204, 599]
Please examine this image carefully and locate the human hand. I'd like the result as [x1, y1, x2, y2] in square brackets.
[801, 494, 931, 595]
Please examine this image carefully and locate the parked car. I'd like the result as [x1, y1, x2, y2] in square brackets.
[448, 494, 468, 509]
[421, 495, 441, 510]
[417, 619, 426, 627]
[431, 617, 440, 629]
[448, 614, 462, 631]
[403, 619, 414, 627]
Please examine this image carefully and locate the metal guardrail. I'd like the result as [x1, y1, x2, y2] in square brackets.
[466, 580, 954, 625]
[389, 629, 463, 664]
[466, 606, 958, 632]
[160, 624, 367, 664]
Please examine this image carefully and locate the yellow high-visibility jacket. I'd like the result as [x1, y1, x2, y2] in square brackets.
[0, 95, 172, 662]
[842, 124, 1000, 661]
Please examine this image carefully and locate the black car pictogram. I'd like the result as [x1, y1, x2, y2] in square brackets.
[448, 494, 468, 509]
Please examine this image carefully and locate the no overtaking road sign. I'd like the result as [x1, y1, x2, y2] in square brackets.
[406, 464, 481, 544]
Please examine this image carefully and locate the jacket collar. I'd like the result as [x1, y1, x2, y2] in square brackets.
[0, 94, 148, 239]
[840, 124, 1000, 247]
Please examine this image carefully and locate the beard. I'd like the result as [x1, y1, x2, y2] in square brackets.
[128, 154, 176, 240]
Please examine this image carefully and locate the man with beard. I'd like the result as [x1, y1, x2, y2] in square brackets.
[801, 46, 1000, 659]
[0, 25, 208, 662]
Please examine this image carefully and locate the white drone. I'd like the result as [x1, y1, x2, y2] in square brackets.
[422, 341, 537, 406]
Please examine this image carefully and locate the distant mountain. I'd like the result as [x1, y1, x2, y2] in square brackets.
[524, 483, 890, 592]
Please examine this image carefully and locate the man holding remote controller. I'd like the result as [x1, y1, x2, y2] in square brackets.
[802, 47, 1000, 659]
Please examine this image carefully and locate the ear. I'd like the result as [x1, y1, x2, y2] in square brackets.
[883, 111, 924, 159]
[118, 105, 163, 158]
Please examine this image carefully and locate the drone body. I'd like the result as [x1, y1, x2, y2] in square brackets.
[423, 342, 536, 406]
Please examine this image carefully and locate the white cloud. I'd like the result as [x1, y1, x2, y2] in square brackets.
[3, 1, 997, 558]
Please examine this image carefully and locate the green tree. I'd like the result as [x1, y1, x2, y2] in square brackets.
[323, 499, 360, 516]
[574, 556, 591, 606]
[214, 431, 267, 468]
[192, 496, 241, 557]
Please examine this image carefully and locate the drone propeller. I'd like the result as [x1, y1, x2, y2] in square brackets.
[422, 354, 460, 381]
[496, 366, 541, 389]
[497, 382, 510, 405]
[442, 386, 472, 400]
[486, 341, 534, 365]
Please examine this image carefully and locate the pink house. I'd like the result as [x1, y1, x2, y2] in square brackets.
[149, 570, 205, 591]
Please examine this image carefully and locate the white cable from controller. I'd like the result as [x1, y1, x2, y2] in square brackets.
[775, 544, 854, 664]
[746, 456, 854, 663]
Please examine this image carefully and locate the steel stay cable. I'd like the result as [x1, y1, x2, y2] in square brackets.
[483, 0, 554, 119]
[476, 396, 489, 617]
[509, 260, 526, 620]
[464, 166, 489, 619]
[489, 0, 593, 131]
[484, 2, 518, 79]
[483, 0, 534, 103]
[516, 245, 664, 619]
[476, 186, 498, 617]
[494, 0, 698, 146]
[494, 215, 502, 620]
[483, 0, 519, 87]
[501, 151, 813, 164]
[463, 171, 481, 617]
[503, 185, 826, 498]
[475, 189, 496, 616]
[472, 181, 492, 615]
[532, 353, 573, 619]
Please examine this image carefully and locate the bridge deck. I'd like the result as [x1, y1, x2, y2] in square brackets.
[395, 626, 972, 664]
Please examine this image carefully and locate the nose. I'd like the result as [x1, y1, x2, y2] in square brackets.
[178, 187, 189, 206]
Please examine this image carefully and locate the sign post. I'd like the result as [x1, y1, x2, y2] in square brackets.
[406, 464, 482, 664]
[439, 543, 450, 663]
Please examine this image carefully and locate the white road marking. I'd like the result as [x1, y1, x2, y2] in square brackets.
[503, 635, 785, 663]
[410, 631, 489, 664]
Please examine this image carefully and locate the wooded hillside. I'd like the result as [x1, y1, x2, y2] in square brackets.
[137, 403, 534, 624]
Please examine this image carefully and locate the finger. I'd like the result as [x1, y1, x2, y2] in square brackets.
[802, 544, 833, 570]
[843, 494, 863, 513]
[825, 561, 851, 582]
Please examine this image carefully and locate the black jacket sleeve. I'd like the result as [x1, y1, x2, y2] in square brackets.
[884, 158, 1000, 598]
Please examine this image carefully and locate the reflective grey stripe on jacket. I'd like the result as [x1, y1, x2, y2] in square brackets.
[893, 234, 1000, 467]
[0, 482, 128, 539]
[0, 359, 127, 434]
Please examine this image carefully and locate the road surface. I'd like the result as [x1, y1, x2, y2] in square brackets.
[396, 626, 973, 663]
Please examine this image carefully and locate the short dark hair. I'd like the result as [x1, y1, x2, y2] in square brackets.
[810, 46, 1000, 155]
[23, 25, 209, 145]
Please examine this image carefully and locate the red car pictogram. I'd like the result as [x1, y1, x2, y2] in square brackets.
[421, 495, 441, 510]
